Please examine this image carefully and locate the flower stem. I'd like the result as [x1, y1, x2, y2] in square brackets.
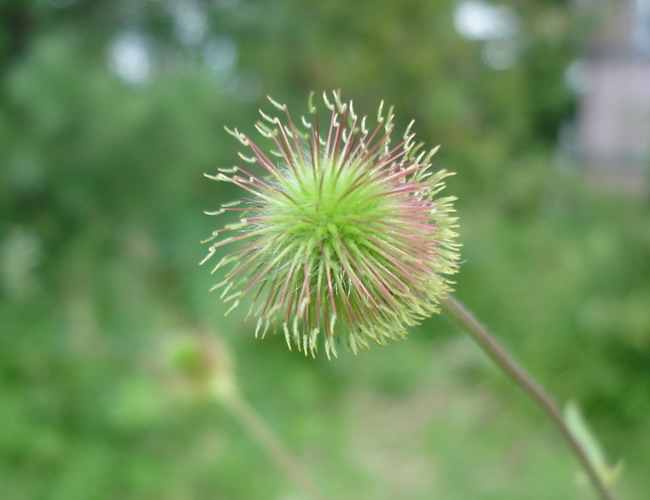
[221, 392, 328, 500]
[440, 295, 614, 500]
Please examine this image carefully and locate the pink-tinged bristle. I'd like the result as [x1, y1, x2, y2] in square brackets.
[338, 116, 359, 165]
[282, 107, 309, 170]
[232, 167, 275, 190]
[244, 136, 283, 178]
[332, 235, 380, 310]
[330, 107, 349, 172]
[324, 108, 337, 159]
[296, 259, 311, 317]
[323, 259, 337, 316]
[274, 124, 301, 175]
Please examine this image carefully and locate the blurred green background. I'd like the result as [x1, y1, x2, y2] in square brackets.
[1, 1, 649, 499]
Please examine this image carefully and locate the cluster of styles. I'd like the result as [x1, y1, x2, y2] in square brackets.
[202, 91, 460, 358]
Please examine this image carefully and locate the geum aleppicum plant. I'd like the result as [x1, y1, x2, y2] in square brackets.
[201, 91, 460, 358]
[201, 92, 618, 500]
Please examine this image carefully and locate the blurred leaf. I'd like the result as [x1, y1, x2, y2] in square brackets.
[564, 400, 623, 487]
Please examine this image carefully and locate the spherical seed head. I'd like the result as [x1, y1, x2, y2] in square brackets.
[202, 91, 460, 358]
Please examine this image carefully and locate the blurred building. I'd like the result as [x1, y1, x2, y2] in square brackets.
[578, 0, 650, 195]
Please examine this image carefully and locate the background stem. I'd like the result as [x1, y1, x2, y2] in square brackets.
[440, 295, 614, 500]
[222, 393, 328, 500]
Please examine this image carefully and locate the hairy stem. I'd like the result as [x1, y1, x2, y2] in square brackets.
[440, 295, 614, 500]
[222, 393, 328, 500]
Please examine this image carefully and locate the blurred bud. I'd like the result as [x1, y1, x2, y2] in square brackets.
[202, 91, 461, 358]
[166, 332, 236, 402]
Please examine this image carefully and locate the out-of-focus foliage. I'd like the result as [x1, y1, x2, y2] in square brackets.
[1, 1, 648, 499]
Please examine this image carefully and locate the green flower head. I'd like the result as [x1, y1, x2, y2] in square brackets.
[202, 91, 460, 358]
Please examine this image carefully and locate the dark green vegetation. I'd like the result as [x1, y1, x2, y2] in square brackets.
[1, 1, 648, 499]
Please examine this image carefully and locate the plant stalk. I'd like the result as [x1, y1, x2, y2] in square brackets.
[440, 295, 614, 500]
[222, 393, 328, 500]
